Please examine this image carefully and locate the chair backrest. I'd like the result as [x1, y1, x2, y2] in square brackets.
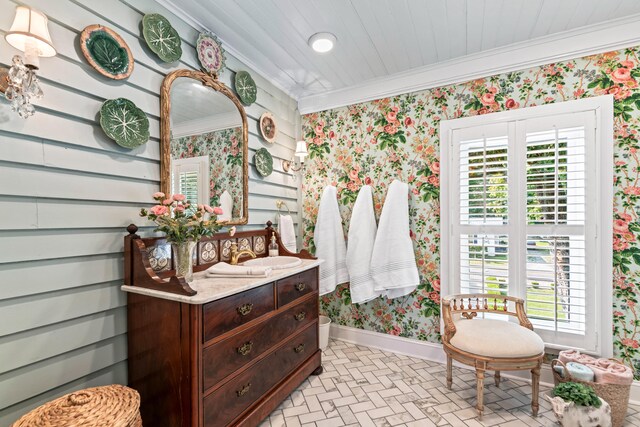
[441, 293, 533, 343]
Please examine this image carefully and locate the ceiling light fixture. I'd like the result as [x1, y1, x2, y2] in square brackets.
[308, 32, 336, 53]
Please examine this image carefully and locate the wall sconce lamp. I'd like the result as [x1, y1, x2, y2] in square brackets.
[282, 140, 309, 173]
[2, 6, 56, 118]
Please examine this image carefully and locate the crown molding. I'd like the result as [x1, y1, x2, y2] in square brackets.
[172, 112, 242, 139]
[298, 13, 640, 114]
[155, 0, 302, 102]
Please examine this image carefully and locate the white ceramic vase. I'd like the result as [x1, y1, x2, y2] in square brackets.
[546, 395, 612, 427]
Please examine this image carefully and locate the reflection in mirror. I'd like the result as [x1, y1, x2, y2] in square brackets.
[168, 76, 245, 222]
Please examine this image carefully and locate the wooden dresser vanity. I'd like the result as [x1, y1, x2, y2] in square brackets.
[122, 223, 323, 427]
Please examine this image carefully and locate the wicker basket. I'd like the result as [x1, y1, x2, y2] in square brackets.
[11, 384, 142, 427]
[551, 359, 630, 427]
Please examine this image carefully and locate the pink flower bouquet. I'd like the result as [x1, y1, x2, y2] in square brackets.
[140, 192, 224, 244]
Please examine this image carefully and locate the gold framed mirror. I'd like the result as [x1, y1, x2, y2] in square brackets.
[160, 70, 249, 225]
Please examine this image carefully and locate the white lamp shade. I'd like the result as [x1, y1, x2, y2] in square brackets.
[5, 6, 56, 58]
[295, 140, 308, 159]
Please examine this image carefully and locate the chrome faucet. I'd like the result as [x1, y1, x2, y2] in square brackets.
[229, 242, 256, 265]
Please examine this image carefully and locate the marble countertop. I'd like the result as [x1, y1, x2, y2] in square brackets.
[121, 258, 323, 305]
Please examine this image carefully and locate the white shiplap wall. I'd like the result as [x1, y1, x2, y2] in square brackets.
[0, 0, 300, 424]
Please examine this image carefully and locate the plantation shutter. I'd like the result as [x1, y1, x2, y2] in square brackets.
[522, 115, 596, 349]
[455, 124, 510, 300]
[171, 156, 210, 214]
[448, 111, 600, 351]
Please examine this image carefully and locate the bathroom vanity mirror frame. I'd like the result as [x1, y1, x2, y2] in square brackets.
[160, 69, 249, 225]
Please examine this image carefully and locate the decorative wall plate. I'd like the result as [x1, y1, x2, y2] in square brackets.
[234, 70, 256, 105]
[142, 14, 182, 63]
[80, 25, 134, 80]
[254, 148, 273, 177]
[196, 32, 226, 76]
[100, 98, 150, 149]
[259, 112, 277, 143]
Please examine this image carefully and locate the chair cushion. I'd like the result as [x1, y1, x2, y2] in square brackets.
[449, 318, 544, 358]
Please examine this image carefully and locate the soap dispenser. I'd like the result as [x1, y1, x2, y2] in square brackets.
[268, 232, 279, 257]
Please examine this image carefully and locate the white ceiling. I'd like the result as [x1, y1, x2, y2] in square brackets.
[170, 77, 242, 137]
[162, 0, 640, 109]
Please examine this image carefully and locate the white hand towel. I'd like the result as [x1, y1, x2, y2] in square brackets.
[347, 185, 380, 304]
[278, 213, 297, 253]
[371, 180, 420, 299]
[218, 190, 233, 222]
[206, 262, 272, 278]
[314, 186, 349, 295]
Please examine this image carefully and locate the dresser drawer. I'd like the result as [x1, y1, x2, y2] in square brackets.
[202, 295, 318, 390]
[203, 323, 318, 426]
[202, 284, 275, 342]
[276, 268, 318, 307]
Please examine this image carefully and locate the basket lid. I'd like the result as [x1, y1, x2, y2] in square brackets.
[12, 385, 140, 427]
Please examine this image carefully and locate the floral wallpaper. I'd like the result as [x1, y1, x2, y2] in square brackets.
[171, 127, 243, 218]
[302, 47, 640, 377]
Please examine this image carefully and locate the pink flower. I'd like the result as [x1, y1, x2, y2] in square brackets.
[608, 86, 621, 96]
[613, 237, 629, 251]
[623, 186, 640, 195]
[172, 194, 186, 202]
[204, 205, 214, 214]
[162, 198, 173, 205]
[390, 326, 402, 336]
[505, 98, 520, 109]
[349, 169, 359, 180]
[213, 207, 223, 215]
[480, 92, 495, 105]
[364, 177, 372, 185]
[314, 124, 324, 137]
[386, 110, 398, 122]
[328, 130, 336, 139]
[621, 60, 635, 68]
[619, 213, 633, 222]
[611, 68, 632, 83]
[488, 86, 498, 94]
[614, 219, 630, 234]
[173, 205, 185, 213]
[622, 338, 639, 349]
[404, 117, 414, 127]
[427, 175, 440, 187]
[614, 311, 624, 317]
[431, 161, 440, 174]
[149, 205, 168, 216]
[431, 279, 441, 292]
[152, 192, 165, 200]
[384, 124, 398, 135]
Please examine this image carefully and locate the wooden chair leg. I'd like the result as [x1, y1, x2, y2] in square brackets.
[476, 369, 485, 417]
[531, 365, 540, 416]
[446, 355, 453, 390]
[494, 370, 501, 387]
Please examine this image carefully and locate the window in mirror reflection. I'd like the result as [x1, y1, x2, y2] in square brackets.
[170, 128, 242, 221]
[172, 156, 209, 216]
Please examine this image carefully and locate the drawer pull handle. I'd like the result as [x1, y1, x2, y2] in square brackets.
[294, 344, 305, 353]
[294, 311, 306, 321]
[237, 341, 253, 356]
[237, 303, 253, 316]
[236, 383, 251, 397]
[295, 283, 306, 291]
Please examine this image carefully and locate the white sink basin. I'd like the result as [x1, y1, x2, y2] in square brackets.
[242, 256, 302, 270]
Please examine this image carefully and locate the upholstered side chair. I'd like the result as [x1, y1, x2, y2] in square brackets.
[441, 294, 545, 417]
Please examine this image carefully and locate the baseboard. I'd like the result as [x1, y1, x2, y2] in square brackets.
[329, 324, 640, 405]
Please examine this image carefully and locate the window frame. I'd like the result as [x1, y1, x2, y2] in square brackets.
[171, 155, 210, 209]
[440, 95, 614, 356]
